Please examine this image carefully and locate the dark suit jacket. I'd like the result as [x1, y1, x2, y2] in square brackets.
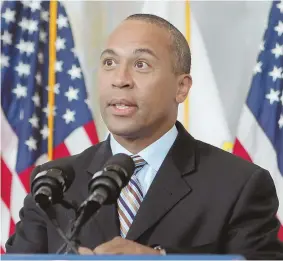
[5, 122, 283, 259]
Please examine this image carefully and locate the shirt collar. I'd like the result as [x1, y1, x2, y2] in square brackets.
[110, 125, 178, 172]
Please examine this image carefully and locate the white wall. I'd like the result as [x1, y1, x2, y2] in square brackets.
[191, 1, 270, 135]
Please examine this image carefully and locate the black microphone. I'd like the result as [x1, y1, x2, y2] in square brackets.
[87, 153, 136, 204]
[76, 153, 135, 225]
[64, 153, 135, 246]
[31, 158, 75, 210]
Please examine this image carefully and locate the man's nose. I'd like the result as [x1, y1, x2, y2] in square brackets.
[112, 65, 134, 89]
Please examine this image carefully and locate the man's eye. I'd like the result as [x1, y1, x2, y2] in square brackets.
[135, 61, 149, 69]
[103, 59, 117, 67]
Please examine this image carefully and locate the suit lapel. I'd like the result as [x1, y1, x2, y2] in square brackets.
[85, 136, 120, 241]
[126, 157, 192, 241]
[126, 122, 196, 241]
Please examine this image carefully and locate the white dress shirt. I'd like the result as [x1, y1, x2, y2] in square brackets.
[110, 125, 178, 197]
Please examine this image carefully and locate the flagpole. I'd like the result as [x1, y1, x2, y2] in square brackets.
[48, 0, 58, 160]
[183, 0, 191, 131]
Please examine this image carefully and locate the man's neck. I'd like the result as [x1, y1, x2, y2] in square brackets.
[112, 122, 176, 155]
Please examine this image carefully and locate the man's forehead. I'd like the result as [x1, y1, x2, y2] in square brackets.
[108, 19, 170, 43]
[105, 20, 171, 52]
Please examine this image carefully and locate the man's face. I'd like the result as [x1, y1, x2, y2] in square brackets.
[98, 20, 188, 139]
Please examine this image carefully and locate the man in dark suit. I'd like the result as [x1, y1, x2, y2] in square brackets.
[6, 14, 283, 259]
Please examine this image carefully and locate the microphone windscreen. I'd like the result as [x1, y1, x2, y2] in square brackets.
[30, 157, 76, 191]
[103, 153, 135, 181]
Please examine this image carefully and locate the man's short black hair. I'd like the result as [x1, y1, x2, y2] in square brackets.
[126, 13, 191, 75]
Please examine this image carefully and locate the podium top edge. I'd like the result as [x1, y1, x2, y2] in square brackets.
[1, 254, 245, 260]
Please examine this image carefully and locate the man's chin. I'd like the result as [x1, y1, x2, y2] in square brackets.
[105, 120, 140, 138]
[108, 126, 139, 138]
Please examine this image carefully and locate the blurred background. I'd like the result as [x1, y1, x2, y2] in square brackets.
[1, 0, 282, 252]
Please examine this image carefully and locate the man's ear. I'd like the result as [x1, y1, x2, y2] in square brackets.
[176, 74, 192, 104]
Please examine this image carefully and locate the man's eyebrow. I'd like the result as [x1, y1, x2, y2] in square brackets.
[100, 49, 117, 58]
[100, 48, 159, 59]
[133, 48, 159, 59]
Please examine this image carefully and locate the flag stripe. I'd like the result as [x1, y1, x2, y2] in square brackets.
[10, 174, 27, 223]
[84, 121, 99, 145]
[1, 110, 18, 173]
[18, 165, 34, 193]
[233, 139, 252, 162]
[279, 226, 283, 242]
[65, 125, 93, 155]
[1, 158, 13, 208]
[53, 142, 71, 159]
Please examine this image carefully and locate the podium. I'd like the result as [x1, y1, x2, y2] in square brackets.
[1, 254, 245, 260]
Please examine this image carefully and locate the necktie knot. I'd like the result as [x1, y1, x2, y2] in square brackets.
[131, 155, 146, 173]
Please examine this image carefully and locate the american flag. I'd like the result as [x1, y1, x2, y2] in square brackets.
[1, 0, 99, 252]
[233, 0, 283, 240]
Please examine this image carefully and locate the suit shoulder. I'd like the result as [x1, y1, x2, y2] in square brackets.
[194, 139, 267, 180]
[75, 140, 105, 160]
[45, 140, 107, 169]
[190, 140, 277, 206]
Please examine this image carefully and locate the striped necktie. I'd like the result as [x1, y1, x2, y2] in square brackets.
[117, 155, 146, 238]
